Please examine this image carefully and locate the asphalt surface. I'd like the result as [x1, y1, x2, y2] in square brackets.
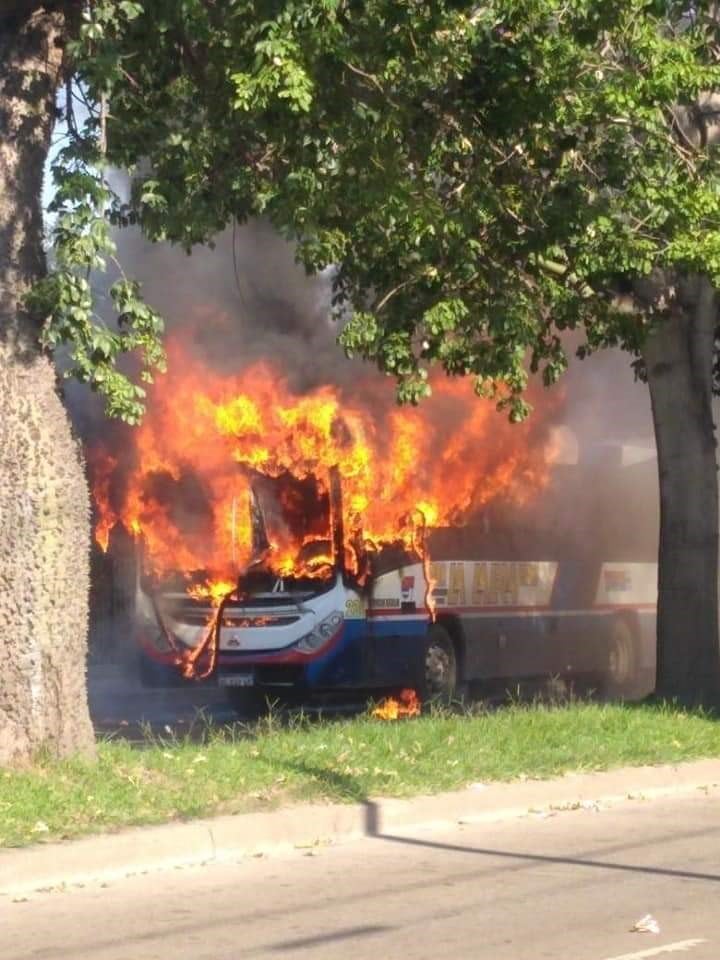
[3, 792, 719, 960]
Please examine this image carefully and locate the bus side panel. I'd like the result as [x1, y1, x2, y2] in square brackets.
[366, 616, 428, 689]
[457, 613, 501, 680]
[460, 612, 569, 681]
[435, 560, 567, 681]
[304, 617, 427, 691]
[462, 610, 656, 683]
[498, 613, 568, 678]
[303, 618, 367, 689]
[461, 615, 657, 687]
[549, 559, 603, 675]
[364, 565, 429, 689]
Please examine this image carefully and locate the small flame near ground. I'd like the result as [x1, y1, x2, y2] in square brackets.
[371, 689, 422, 720]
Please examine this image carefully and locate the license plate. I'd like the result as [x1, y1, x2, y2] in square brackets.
[219, 672, 254, 688]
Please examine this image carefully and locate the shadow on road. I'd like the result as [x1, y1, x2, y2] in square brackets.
[283, 757, 720, 889]
[267, 924, 394, 952]
[373, 828, 720, 885]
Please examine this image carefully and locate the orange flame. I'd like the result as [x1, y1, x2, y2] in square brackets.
[86, 446, 119, 552]
[187, 580, 237, 604]
[372, 689, 422, 720]
[89, 332, 558, 596]
[169, 581, 237, 681]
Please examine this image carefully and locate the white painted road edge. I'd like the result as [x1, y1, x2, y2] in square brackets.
[601, 940, 708, 960]
[1, 758, 719, 897]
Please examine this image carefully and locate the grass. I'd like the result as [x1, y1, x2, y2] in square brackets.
[2, 698, 720, 848]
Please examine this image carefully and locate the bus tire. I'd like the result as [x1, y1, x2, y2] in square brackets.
[423, 623, 463, 704]
[602, 616, 639, 699]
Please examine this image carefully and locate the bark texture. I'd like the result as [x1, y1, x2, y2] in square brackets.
[643, 278, 720, 704]
[0, 3, 95, 764]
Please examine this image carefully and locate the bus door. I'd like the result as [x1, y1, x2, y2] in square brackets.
[364, 566, 428, 689]
[439, 559, 555, 679]
[549, 557, 603, 674]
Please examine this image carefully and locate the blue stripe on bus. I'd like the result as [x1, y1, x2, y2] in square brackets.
[221, 607, 656, 689]
[305, 616, 427, 686]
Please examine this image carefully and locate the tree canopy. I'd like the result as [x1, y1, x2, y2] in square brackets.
[5, 0, 720, 768]
[41, 0, 720, 421]
[7, 0, 716, 713]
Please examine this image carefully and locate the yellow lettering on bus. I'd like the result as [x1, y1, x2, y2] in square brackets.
[429, 561, 447, 588]
[519, 562, 539, 588]
[345, 597, 364, 618]
[490, 562, 518, 605]
[471, 562, 488, 605]
[447, 562, 466, 606]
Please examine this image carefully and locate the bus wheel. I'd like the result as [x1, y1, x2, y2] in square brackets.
[604, 618, 638, 699]
[423, 624, 459, 703]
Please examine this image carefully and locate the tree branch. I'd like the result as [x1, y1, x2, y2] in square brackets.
[342, 60, 384, 94]
[375, 278, 415, 311]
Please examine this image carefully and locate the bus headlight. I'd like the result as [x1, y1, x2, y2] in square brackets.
[295, 611, 344, 655]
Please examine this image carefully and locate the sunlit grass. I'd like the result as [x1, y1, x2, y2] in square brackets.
[2, 699, 719, 847]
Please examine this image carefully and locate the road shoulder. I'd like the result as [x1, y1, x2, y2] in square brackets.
[2, 757, 719, 897]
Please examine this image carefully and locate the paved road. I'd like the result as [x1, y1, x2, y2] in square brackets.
[3, 792, 718, 960]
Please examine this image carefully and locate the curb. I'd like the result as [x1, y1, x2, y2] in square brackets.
[2, 758, 719, 897]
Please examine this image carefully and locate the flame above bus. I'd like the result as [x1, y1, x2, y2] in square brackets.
[90, 332, 557, 590]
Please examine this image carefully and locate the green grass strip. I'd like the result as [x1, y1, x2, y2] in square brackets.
[2, 700, 720, 848]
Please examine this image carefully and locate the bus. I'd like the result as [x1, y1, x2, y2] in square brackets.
[135, 443, 658, 708]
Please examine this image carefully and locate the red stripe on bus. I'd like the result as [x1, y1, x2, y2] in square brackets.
[368, 602, 656, 616]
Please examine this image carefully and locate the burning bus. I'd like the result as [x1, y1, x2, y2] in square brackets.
[132, 448, 657, 710]
[91, 337, 658, 708]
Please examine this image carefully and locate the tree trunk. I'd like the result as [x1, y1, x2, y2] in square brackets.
[0, 4, 95, 764]
[643, 278, 720, 704]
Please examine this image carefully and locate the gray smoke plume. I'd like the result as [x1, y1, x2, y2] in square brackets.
[63, 219, 364, 434]
[65, 216, 655, 460]
[114, 219, 361, 388]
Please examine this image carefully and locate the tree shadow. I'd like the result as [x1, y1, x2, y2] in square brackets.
[282, 757, 720, 884]
[375, 828, 720, 884]
[620, 693, 720, 720]
[281, 759, 381, 831]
